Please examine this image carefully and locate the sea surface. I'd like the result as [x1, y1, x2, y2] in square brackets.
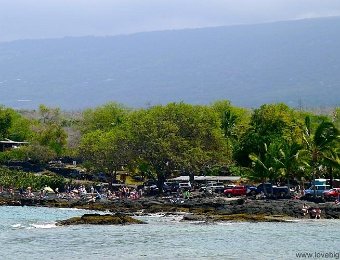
[0, 206, 339, 260]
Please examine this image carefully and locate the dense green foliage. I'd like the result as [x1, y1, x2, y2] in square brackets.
[127, 103, 229, 186]
[0, 101, 339, 189]
[0, 167, 66, 190]
[0, 106, 32, 141]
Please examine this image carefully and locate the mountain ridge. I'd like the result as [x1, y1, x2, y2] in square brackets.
[0, 16, 339, 109]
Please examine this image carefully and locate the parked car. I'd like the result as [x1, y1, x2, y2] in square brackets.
[304, 185, 330, 197]
[178, 182, 191, 191]
[323, 188, 340, 201]
[255, 183, 290, 198]
[200, 182, 225, 193]
[224, 185, 247, 197]
[163, 182, 179, 193]
[143, 180, 159, 195]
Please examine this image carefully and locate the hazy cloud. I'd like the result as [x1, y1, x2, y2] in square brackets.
[1, 0, 340, 41]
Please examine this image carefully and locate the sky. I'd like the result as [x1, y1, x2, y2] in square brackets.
[1, 0, 340, 42]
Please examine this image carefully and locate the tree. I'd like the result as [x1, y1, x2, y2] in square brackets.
[30, 105, 68, 156]
[79, 127, 133, 185]
[0, 106, 33, 141]
[302, 116, 339, 197]
[8, 113, 32, 141]
[38, 104, 62, 125]
[32, 123, 67, 156]
[21, 143, 57, 164]
[249, 143, 278, 195]
[221, 110, 237, 158]
[322, 147, 340, 188]
[334, 107, 340, 130]
[80, 102, 129, 134]
[128, 103, 228, 190]
[274, 141, 303, 195]
[211, 100, 251, 160]
[0, 106, 13, 139]
[235, 103, 303, 167]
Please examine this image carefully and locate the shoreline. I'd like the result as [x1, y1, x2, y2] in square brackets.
[1, 195, 340, 222]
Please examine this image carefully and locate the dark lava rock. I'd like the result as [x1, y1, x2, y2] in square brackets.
[182, 214, 206, 221]
[56, 213, 146, 226]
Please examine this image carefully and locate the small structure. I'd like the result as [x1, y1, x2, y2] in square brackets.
[0, 138, 29, 152]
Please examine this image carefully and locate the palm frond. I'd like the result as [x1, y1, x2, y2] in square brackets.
[314, 121, 338, 149]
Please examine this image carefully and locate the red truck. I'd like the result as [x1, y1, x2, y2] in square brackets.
[323, 188, 340, 201]
[224, 185, 247, 197]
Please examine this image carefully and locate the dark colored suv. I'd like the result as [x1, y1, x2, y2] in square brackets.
[163, 182, 180, 193]
[143, 180, 159, 195]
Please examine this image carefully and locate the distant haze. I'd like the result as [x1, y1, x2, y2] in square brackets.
[1, 0, 340, 42]
[0, 17, 339, 110]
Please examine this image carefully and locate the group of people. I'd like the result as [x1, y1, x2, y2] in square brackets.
[60, 184, 144, 201]
[105, 186, 142, 200]
[0, 184, 146, 202]
[302, 203, 322, 219]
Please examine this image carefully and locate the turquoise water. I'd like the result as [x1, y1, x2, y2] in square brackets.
[0, 206, 339, 260]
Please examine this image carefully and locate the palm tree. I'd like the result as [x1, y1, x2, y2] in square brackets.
[322, 147, 340, 188]
[221, 110, 237, 159]
[249, 143, 278, 195]
[274, 142, 302, 195]
[302, 116, 339, 197]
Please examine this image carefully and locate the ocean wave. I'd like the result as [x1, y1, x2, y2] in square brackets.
[215, 221, 243, 226]
[58, 208, 84, 211]
[30, 223, 56, 229]
[11, 223, 24, 228]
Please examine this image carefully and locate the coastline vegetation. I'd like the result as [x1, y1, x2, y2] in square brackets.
[0, 167, 65, 191]
[0, 101, 339, 191]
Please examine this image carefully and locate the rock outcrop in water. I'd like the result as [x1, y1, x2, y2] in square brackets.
[56, 213, 146, 226]
[2, 195, 340, 221]
[182, 213, 290, 222]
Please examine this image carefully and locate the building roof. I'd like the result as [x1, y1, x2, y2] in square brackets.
[0, 138, 29, 144]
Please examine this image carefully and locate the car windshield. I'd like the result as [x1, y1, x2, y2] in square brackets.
[308, 185, 329, 190]
[318, 186, 329, 190]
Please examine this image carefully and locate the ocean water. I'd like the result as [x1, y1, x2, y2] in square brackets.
[0, 206, 339, 260]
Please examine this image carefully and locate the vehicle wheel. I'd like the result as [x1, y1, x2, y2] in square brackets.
[227, 193, 232, 198]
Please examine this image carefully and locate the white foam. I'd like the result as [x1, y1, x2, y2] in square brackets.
[30, 223, 56, 229]
[145, 213, 166, 218]
[11, 224, 23, 228]
[58, 208, 83, 211]
[215, 222, 240, 226]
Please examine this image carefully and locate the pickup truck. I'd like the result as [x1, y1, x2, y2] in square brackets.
[323, 188, 340, 201]
[178, 182, 192, 191]
[224, 186, 247, 197]
[200, 182, 225, 193]
[254, 183, 290, 198]
[143, 180, 159, 195]
[304, 185, 330, 197]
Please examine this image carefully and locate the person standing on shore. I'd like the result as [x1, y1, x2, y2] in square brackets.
[302, 203, 309, 216]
